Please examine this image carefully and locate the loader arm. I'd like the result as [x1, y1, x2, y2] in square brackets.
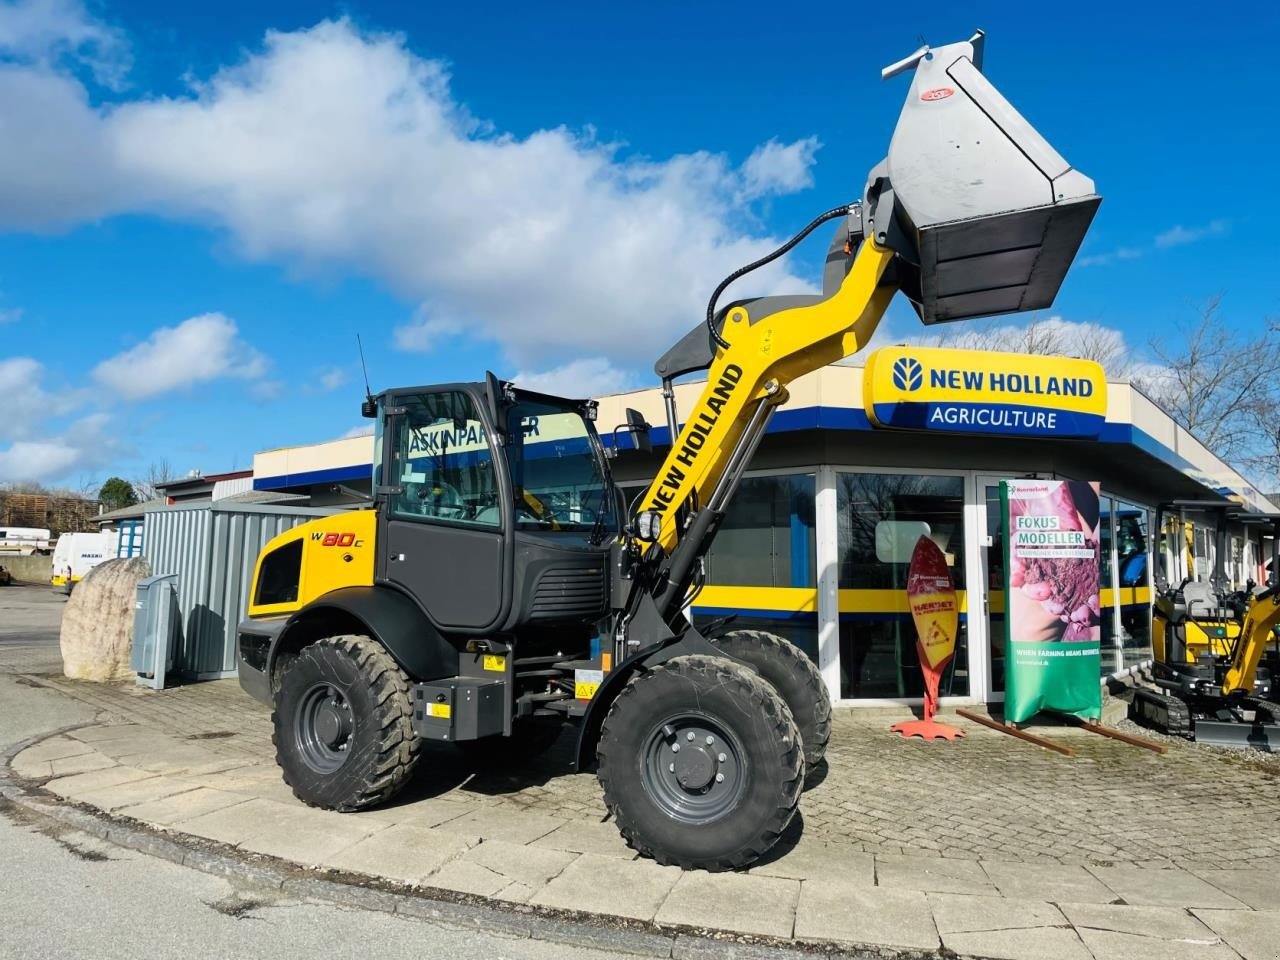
[638, 237, 895, 554]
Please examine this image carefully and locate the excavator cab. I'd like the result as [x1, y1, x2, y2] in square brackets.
[865, 31, 1100, 324]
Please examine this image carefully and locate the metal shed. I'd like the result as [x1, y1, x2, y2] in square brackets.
[144, 501, 332, 680]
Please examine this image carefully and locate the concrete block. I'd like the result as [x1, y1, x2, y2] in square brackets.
[117, 787, 250, 826]
[433, 807, 566, 845]
[530, 853, 681, 922]
[794, 879, 938, 950]
[421, 858, 510, 897]
[750, 839, 874, 884]
[462, 838, 576, 887]
[982, 858, 1119, 904]
[47, 752, 117, 776]
[179, 797, 298, 848]
[1191, 868, 1280, 912]
[66, 724, 146, 743]
[76, 776, 200, 812]
[533, 819, 638, 859]
[12, 735, 94, 764]
[45, 765, 153, 799]
[323, 823, 479, 884]
[1060, 902, 1236, 960]
[655, 870, 800, 939]
[876, 853, 997, 895]
[1193, 908, 1280, 960]
[929, 893, 1089, 960]
[236, 805, 385, 865]
[1086, 863, 1247, 909]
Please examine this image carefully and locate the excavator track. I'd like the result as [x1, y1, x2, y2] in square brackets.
[1129, 686, 1193, 739]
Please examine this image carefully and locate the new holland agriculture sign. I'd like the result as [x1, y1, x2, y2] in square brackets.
[863, 347, 1107, 438]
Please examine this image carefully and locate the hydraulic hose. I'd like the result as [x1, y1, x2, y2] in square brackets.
[705, 204, 854, 351]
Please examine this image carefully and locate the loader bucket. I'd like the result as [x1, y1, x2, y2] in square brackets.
[866, 31, 1100, 324]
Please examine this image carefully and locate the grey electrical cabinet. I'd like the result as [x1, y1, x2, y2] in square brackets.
[132, 573, 180, 690]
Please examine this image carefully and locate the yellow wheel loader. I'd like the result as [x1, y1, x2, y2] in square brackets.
[237, 31, 1100, 870]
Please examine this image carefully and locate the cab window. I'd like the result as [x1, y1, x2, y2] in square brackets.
[390, 391, 501, 527]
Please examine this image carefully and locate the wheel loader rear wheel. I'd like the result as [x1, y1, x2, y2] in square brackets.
[713, 629, 832, 768]
[273, 635, 420, 811]
[596, 654, 804, 871]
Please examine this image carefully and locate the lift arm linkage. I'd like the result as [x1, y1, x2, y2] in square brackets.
[636, 238, 896, 554]
[1224, 588, 1280, 696]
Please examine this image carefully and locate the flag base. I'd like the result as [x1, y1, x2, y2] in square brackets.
[889, 718, 966, 741]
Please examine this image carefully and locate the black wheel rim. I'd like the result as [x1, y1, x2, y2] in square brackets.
[640, 713, 747, 825]
[295, 682, 354, 774]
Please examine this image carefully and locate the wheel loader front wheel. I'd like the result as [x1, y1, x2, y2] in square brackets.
[596, 654, 804, 871]
[273, 635, 420, 811]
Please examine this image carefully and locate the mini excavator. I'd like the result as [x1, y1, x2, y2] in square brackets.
[1131, 501, 1280, 749]
[237, 32, 1101, 869]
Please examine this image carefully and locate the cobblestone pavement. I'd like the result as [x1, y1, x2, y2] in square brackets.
[24, 669, 1280, 871]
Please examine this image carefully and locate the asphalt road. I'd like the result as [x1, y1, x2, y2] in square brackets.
[0, 586, 630, 960]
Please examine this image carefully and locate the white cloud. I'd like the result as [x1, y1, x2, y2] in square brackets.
[0, 307, 21, 324]
[318, 365, 347, 391]
[738, 137, 821, 202]
[91, 312, 269, 400]
[0, 0, 130, 88]
[1155, 219, 1229, 249]
[1077, 246, 1143, 268]
[341, 423, 374, 438]
[0, 17, 820, 371]
[0, 410, 119, 484]
[0, 355, 83, 441]
[511, 357, 638, 398]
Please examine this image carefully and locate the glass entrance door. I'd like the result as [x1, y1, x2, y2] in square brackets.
[975, 477, 1009, 702]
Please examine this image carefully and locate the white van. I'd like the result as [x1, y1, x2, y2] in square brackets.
[0, 527, 52, 555]
[51, 531, 114, 594]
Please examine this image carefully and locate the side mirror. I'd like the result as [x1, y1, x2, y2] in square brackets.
[483, 370, 507, 434]
[625, 408, 653, 453]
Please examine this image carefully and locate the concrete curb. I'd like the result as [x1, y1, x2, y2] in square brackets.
[1, 726, 924, 960]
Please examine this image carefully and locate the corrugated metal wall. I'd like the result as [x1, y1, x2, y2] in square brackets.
[144, 502, 332, 679]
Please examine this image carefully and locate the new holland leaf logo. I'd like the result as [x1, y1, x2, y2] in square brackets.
[892, 356, 923, 392]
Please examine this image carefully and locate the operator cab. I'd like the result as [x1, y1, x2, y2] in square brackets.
[371, 378, 618, 639]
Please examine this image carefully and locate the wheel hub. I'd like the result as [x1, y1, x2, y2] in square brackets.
[673, 745, 715, 789]
[641, 717, 744, 824]
[295, 683, 354, 773]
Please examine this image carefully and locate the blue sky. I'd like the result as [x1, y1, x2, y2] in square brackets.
[1, 0, 1277, 489]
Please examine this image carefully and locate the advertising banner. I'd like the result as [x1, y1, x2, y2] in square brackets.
[890, 536, 964, 741]
[1002, 479, 1102, 723]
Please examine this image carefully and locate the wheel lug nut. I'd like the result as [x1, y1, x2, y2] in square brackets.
[686, 732, 695, 741]
[669, 763, 675, 773]
[715, 773, 724, 783]
[718, 752, 727, 762]
[672, 743, 680, 753]
[705, 736, 714, 745]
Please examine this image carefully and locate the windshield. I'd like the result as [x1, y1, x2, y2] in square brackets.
[504, 396, 613, 534]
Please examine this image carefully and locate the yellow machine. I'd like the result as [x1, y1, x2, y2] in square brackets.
[1133, 504, 1280, 747]
[238, 31, 1101, 869]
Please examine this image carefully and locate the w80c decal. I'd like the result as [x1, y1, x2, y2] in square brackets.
[311, 531, 365, 547]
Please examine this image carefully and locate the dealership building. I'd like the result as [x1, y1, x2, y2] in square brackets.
[250, 347, 1277, 708]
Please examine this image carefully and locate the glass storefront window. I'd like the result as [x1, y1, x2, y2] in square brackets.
[1115, 500, 1153, 667]
[705, 474, 816, 588]
[837, 472, 967, 699]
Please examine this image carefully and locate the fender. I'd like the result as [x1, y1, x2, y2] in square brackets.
[274, 584, 455, 683]
[573, 610, 721, 771]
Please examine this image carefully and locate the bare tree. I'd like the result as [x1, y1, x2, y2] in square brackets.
[133, 459, 176, 501]
[1134, 297, 1280, 485]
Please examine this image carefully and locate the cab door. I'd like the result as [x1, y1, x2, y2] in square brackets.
[377, 388, 509, 632]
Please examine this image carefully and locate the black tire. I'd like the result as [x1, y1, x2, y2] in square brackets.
[597, 654, 804, 871]
[455, 718, 564, 768]
[713, 629, 832, 767]
[272, 635, 420, 811]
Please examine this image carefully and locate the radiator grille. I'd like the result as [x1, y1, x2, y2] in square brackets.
[529, 565, 607, 621]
